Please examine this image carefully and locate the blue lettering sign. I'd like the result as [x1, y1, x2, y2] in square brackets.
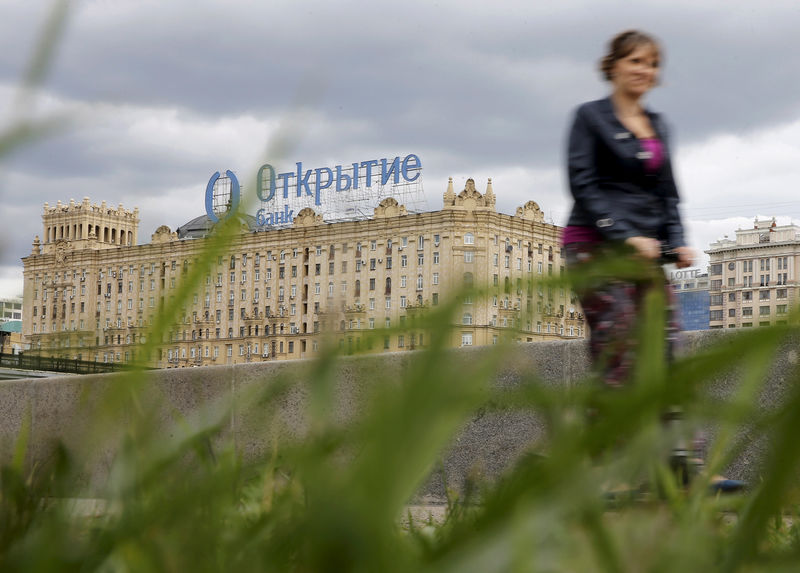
[296, 162, 313, 199]
[206, 154, 421, 228]
[257, 164, 276, 202]
[205, 169, 240, 223]
[401, 154, 421, 182]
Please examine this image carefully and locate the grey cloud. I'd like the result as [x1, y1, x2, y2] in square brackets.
[2, 0, 800, 292]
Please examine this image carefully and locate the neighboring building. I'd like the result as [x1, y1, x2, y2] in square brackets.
[0, 297, 23, 323]
[0, 320, 25, 354]
[22, 179, 584, 367]
[670, 269, 709, 331]
[706, 217, 800, 329]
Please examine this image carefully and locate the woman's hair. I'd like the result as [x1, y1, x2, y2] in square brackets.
[600, 30, 661, 81]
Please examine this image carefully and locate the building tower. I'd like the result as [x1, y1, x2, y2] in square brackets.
[40, 197, 139, 255]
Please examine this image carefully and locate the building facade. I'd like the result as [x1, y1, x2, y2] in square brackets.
[22, 179, 584, 367]
[0, 297, 23, 323]
[706, 217, 800, 329]
[669, 269, 709, 331]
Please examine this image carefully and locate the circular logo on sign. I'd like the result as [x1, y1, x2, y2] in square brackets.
[205, 170, 241, 223]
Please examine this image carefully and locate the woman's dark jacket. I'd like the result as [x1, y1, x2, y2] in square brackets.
[566, 97, 686, 250]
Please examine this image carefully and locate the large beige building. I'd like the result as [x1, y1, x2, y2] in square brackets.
[22, 179, 584, 367]
[706, 217, 800, 329]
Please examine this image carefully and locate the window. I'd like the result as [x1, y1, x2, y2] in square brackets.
[710, 263, 722, 276]
[385, 297, 391, 309]
[417, 253, 424, 265]
[728, 292, 736, 302]
[710, 310, 724, 321]
[759, 306, 770, 316]
[370, 259, 376, 271]
[462, 313, 472, 325]
[400, 295, 407, 308]
[760, 290, 770, 300]
[432, 272, 439, 285]
[464, 233, 475, 245]
[743, 291, 753, 301]
[728, 308, 736, 317]
[461, 333, 473, 346]
[433, 252, 439, 264]
[777, 304, 788, 315]
[417, 275, 424, 290]
[386, 256, 392, 270]
[401, 255, 408, 268]
[777, 289, 788, 299]
[418, 235, 425, 250]
[742, 307, 753, 317]
[464, 251, 474, 263]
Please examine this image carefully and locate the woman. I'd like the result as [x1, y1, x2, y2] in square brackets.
[563, 31, 744, 492]
[564, 29, 692, 388]
[564, 30, 697, 485]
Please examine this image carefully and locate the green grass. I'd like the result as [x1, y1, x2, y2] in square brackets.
[6, 4, 800, 570]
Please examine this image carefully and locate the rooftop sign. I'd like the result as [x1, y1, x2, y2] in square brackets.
[205, 154, 423, 227]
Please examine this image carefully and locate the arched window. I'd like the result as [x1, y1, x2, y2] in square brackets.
[385, 277, 392, 295]
[355, 280, 361, 297]
[464, 232, 475, 245]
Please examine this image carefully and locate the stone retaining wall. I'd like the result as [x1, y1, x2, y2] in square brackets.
[0, 331, 789, 500]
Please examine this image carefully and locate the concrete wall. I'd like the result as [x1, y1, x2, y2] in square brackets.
[0, 331, 790, 500]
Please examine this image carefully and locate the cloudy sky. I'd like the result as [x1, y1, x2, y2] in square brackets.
[2, 0, 800, 297]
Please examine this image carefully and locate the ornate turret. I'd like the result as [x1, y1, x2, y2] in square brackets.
[484, 178, 496, 208]
[373, 197, 407, 218]
[40, 196, 140, 254]
[443, 177, 456, 204]
[442, 178, 496, 212]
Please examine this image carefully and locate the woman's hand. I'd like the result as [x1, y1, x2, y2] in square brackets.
[624, 236, 661, 260]
[674, 246, 696, 269]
